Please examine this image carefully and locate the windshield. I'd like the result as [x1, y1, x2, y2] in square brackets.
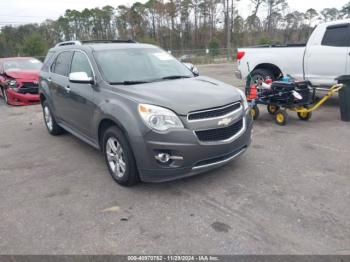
[4, 58, 42, 71]
[94, 48, 193, 84]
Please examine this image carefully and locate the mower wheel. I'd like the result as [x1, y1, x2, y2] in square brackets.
[267, 104, 279, 115]
[274, 110, 288, 126]
[297, 111, 312, 121]
[251, 105, 260, 120]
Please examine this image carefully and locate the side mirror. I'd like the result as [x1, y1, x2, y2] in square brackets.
[183, 63, 199, 76]
[69, 72, 94, 84]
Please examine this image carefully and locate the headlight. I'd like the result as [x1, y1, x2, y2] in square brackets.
[138, 104, 184, 132]
[7, 80, 17, 88]
[237, 88, 249, 110]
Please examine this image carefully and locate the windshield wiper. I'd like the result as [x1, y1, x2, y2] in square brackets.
[161, 75, 192, 80]
[109, 80, 150, 85]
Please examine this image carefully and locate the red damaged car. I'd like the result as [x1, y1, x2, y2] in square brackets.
[0, 57, 42, 106]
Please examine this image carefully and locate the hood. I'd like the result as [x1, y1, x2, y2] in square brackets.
[113, 76, 242, 115]
[5, 70, 39, 81]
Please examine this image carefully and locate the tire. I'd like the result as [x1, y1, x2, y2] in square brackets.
[251, 105, 260, 120]
[246, 69, 275, 89]
[42, 100, 64, 135]
[297, 111, 312, 121]
[267, 104, 279, 115]
[274, 110, 289, 126]
[103, 126, 140, 186]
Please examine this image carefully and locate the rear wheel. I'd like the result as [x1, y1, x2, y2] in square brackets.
[42, 100, 64, 135]
[246, 69, 275, 89]
[274, 110, 288, 126]
[103, 126, 140, 186]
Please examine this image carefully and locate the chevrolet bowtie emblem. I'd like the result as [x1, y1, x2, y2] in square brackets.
[218, 117, 233, 126]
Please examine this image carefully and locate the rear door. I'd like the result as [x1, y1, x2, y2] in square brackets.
[304, 24, 350, 86]
[49, 51, 73, 121]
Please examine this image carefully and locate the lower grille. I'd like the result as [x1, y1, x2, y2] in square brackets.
[195, 119, 243, 142]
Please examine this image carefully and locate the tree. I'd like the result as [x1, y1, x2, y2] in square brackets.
[266, 0, 288, 32]
[340, 2, 350, 18]
[22, 33, 48, 56]
[321, 8, 340, 22]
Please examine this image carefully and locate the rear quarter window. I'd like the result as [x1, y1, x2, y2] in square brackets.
[42, 51, 56, 72]
[321, 25, 349, 47]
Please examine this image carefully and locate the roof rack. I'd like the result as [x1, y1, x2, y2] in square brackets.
[54, 39, 136, 48]
[55, 41, 82, 48]
[81, 39, 137, 44]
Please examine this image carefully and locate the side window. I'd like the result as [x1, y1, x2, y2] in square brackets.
[70, 52, 93, 78]
[321, 26, 349, 47]
[52, 51, 72, 76]
[42, 51, 56, 72]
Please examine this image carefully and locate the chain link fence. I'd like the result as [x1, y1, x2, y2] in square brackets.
[169, 48, 236, 64]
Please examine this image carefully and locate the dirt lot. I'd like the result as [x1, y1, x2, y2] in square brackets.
[0, 63, 349, 254]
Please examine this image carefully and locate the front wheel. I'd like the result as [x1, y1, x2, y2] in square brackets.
[274, 110, 289, 126]
[251, 105, 260, 120]
[2, 88, 9, 104]
[267, 104, 279, 115]
[103, 126, 140, 186]
[297, 110, 312, 121]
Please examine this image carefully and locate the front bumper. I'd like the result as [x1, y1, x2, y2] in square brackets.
[134, 115, 253, 182]
[6, 89, 40, 106]
[234, 70, 242, 80]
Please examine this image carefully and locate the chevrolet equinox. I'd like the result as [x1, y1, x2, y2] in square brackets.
[39, 40, 253, 186]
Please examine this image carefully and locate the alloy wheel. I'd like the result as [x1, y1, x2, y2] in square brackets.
[106, 137, 127, 178]
[44, 106, 53, 131]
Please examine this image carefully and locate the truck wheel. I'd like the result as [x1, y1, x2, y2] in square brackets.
[42, 100, 64, 135]
[274, 110, 288, 126]
[103, 126, 140, 186]
[246, 69, 275, 89]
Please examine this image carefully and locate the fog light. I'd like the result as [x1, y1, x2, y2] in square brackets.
[155, 153, 170, 163]
[155, 152, 183, 164]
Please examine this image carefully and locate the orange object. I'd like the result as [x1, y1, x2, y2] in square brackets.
[248, 84, 258, 101]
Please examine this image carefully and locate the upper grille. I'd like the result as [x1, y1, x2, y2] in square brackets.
[22, 82, 39, 88]
[188, 102, 241, 121]
[195, 119, 243, 142]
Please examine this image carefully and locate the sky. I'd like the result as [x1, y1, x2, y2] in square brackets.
[0, 0, 348, 26]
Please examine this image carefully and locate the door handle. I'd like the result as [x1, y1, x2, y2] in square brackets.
[64, 85, 71, 93]
[47, 77, 52, 82]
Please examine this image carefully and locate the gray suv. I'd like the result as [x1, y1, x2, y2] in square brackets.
[39, 40, 253, 186]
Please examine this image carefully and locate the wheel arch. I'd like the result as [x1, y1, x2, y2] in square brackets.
[97, 118, 129, 151]
[253, 63, 283, 79]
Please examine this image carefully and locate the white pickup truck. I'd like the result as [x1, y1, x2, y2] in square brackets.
[235, 19, 350, 87]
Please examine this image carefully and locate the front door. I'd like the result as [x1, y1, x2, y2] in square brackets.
[64, 51, 96, 138]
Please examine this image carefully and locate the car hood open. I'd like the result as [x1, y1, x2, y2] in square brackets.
[113, 76, 242, 115]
